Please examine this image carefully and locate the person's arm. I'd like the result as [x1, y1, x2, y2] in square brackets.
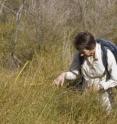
[67, 51, 81, 78]
[65, 70, 79, 80]
[100, 49, 117, 90]
[54, 52, 80, 86]
[65, 51, 81, 80]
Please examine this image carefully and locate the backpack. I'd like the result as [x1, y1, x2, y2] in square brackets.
[96, 39, 117, 80]
[69, 39, 117, 86]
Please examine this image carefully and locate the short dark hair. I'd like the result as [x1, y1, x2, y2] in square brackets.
[74, 32, 96, 51]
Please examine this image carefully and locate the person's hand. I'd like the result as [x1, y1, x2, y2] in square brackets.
[53, 72, 66, 87]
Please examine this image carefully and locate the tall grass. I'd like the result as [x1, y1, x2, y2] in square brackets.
[0, 43, 117, 124]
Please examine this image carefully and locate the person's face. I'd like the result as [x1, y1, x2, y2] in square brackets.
[80, 49, 95, 57]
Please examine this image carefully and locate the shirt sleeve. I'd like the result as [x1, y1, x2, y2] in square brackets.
[100, 49, 117, 90]
[65, 70, 79, 80]
[65, 52, 80, 80]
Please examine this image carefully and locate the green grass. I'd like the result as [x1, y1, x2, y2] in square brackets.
[0, 43, 117, 124]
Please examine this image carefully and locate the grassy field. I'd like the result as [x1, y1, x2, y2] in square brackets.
[0, 1, 117, 123]
[0, 42, 117, 124]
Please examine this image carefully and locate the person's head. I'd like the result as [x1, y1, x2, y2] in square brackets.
[74, 32, 96, 57]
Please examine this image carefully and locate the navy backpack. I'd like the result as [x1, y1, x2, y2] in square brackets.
[94, 39, 117, 80]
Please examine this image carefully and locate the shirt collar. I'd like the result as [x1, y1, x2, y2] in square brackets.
[93, 42, 101, 61]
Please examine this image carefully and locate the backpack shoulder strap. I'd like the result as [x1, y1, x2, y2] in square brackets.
[99, 42, 110, 80]
[96, 39, 113, 80]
